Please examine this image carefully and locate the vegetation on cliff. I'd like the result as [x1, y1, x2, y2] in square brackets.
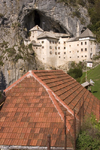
[59, 0, 100, 42]
[0, 41, 35, 66]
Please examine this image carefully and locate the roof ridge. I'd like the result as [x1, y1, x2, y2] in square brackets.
[31, 71, 76, 130]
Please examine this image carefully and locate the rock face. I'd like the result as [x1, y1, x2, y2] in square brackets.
[0, 0, 90, 89]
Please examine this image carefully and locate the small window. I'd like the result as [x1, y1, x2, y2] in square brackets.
[77, 44, 79, 46]
[58, 42, 60, 44]
[50, 51, 52, 54]
[81, 49, 83, 52]
[55, 47, 57, 50]
[55, 52, 57, 55]
[85, 55, 87, 57]
[81, 56, 83, 57]
[70, 57, 71, 58]
[42, 41, 44, 43]
[42, 46, 44, 49]
[59, 56, 61, 58]
[69, 45, 71, 47]
[77, 56, 79, 58]
[58, 47, 60, 49]
[64, 41, 66, 44]
[50, 41, 51, 43]
[64, 57, 65, 59]
[50, 46, 52, 49]
[77, 51, 79, 53]
[85, 48, 87, 51]
[85, 42, 87, 45]
[69, 51, 71, 53]
[64, 47, 66, 49]
[64, 52, 66, 54]
[58, 52, 60, 55]
[81, 42, 83, 45]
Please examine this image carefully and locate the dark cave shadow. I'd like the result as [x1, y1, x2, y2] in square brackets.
[0, 71, 7, 91]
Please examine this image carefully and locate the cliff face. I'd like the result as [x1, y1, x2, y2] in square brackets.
[0, 0, 90, 89]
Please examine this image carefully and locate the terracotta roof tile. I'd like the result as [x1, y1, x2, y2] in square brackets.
[0, 70, 99, 148]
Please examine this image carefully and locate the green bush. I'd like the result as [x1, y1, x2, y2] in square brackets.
[76, 114, 100, 150]
[68, 67, 82, 79]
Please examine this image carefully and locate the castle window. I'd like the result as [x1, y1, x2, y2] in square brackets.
[70, 57, 71, 58]
[81, 42, 83, 45]
[64, 41, 66, 44]
[64, 52, 66, 54]
[58, 52, 60, 55]
[81, 48, 83, 52]
[85, 42, 87, 45]
[77, 50, 79, 53]
[55, 52, 57, 55]
[77, 44, 79, 46]
[42, 41, 44, 43]
[77, 56, 79, 58]
[50, 46, 52, 49]
[81, 56, 83, 57]
[58, 47, 60, 49]
[69, 51, 71, 53]
[58, 42, 60, 44]
[85, 55, 87, 57]
[42, 46, 44, 49]
[64, 47, 66, 49]
[50, 51, 52, 54]
[59, 56, 61, 58]
[55, 47, 57, 50]
[85, 48, 87, 51]
[69, 45, 71, 47]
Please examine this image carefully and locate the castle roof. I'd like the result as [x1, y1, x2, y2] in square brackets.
[37, 31, 58, 40]
[0, 70, 99, 149]
[79, 28, 96, 38]
[30, 25, 43, 32]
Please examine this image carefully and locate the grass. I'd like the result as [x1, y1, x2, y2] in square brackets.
[80, 64, 100, 100]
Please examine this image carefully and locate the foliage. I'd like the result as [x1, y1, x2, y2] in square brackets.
[67, 61, 83, 82]
[68, 68, 82, 78]
[0, 41, 36, 66]
[80, 64, 100, 100]
[72, 9, 81, 18]
[87, 0, 100, 42]
[0, 13, 4, 18]
[92, 53, 100, 60]
[76, 113, 100, 150]
[12, 22, 21, 29]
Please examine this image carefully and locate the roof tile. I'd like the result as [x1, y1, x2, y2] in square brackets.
[0, 70, 99, 148]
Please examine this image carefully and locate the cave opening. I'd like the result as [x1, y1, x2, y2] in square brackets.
[34, 10, 40, 26]
[23, 9, 67, 37]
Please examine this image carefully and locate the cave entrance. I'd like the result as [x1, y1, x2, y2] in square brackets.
[23, 9, 66, 36]
[34, 10, 40, 26]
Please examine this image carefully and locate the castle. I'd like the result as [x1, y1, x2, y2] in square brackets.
[24, 25, 97, 70]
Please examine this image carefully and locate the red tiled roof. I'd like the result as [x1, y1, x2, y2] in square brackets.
[0, 70, 99, 148]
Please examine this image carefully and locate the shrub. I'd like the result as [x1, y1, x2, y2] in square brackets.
[76, 113, 100, 150]
[0, 13, 4, 18]
[68, 67, 82, 79]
